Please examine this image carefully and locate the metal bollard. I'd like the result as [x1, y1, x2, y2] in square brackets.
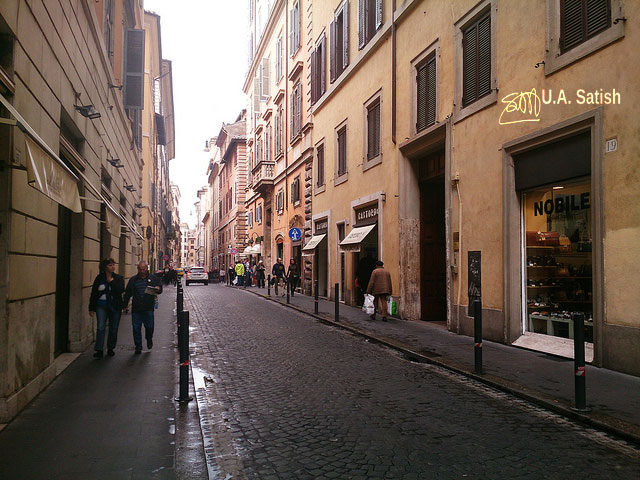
[573, 312, 588, 411]
[267, 274, 271, 296]
[314, 279, 319, 314]
[175, 310, 193, 403]
[473, 299, 482, 374]
[286, 279, 290, 304]
[334, 283, 339, 322]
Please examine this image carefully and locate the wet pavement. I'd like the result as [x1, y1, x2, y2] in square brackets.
[0, 286, 206, 480]
[184, 283, 640, 479]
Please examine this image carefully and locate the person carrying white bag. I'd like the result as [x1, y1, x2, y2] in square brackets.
[366, 260, 393, 321]
[362, 293, 375, 315]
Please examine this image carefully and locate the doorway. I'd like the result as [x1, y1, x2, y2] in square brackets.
[55, 205, 72, 356]
[419, 160, 446, 321]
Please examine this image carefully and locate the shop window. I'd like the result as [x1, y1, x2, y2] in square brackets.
[523, 180, 593, 343]
[545, 0, 624, 74]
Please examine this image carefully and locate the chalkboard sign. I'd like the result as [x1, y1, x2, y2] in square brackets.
[468, 251, 481, 315]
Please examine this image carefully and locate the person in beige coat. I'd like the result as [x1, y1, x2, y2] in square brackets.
[366, 260, 392, 321]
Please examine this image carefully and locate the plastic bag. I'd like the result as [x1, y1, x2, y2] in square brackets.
[387, 296, 397, 316]
[232, 277, 238, 285]
[363, 294, 375, 315]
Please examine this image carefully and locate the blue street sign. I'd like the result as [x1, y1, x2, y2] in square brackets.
[288, 227, 302, 241]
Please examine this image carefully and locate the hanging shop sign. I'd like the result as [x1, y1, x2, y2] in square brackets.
[354, 204, 378, 227]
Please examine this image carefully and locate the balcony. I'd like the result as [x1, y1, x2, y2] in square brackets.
[251, 161, 275, 194]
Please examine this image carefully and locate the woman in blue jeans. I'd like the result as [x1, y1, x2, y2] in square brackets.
[89, 258, 125, 357]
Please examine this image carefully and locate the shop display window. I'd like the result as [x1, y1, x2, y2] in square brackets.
[523, 179, 593, 342]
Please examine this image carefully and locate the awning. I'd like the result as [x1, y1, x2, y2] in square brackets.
[339, 224, 376, 251]
[302, 234, 327, 251]
[105, 207, 121, 235]
[250, 244, 262, 254]
[0, 92, 144, 240]
[24, 131, 82, 213]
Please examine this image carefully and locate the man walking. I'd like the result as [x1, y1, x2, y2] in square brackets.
[122, 261, 163, 354]
[366, 260, 392, 321]
[272, 257, 287, 296]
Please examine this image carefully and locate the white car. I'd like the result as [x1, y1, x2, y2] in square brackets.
[185, 267, 208, 285]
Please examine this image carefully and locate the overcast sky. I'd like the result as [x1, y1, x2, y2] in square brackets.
[145, 0, 249, 229]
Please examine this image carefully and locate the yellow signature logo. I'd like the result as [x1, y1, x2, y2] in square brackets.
[499, 88, 541, 125]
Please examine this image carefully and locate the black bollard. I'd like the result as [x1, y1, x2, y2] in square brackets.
[177, 288, 183, 314]
[267, 274, 271, 296]
[334, 283, 339, 322]
[314, 279, 319, 314]
[175, 310, 193, 403]
[573, 312, 587, 411]
[286, 279, 290, 304]
[473, 299, 482, 374]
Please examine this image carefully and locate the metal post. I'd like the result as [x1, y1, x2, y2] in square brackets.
[334, 283, 339, 322]
[267, 274, 271, 296]
[175, 310, 193, 403]
[286, 278, 290, 304]
[314, 279, 319, 314]
[473, 299, 482, 374]
[573, 312, 587, 411]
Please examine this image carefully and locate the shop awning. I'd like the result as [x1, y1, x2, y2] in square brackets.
[24, 130, 82, 213]
[339, 225, 376, 251]
[302, 234, 327, 251]
[105, 207, 121, 235]
[250, 244, 262, 254]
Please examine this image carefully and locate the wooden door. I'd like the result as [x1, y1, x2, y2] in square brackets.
[420, 179, 446, 321]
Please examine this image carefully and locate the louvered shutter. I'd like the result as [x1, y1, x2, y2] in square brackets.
[296, 84, 302, 135]
[416, 62, 427, 132]
[254, 76, 262, 112]
[290, 90, 295, 137]
[311, 46, 317, 104]
[462, 24, 477, 107]
[321, 35, 327, 95]
[155, 114, 166, 145]
[586, 0, 610, 36]
[330, 20, 337, 82]
[262, 57, 271, 98]
[343, 1, 350, 68]
[375, 0, 383, 30]
[290, 7, 295, 56]
[426, 57, 436, 127]
[477, 14, 491, 99]
[123, 29, 145, 109]
[358, 0, 365, 49]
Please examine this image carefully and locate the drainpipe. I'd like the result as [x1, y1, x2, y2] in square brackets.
[391, 0, 397, 144]
[284, 0, 290, 214]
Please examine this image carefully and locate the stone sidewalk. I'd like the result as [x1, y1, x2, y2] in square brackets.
[233, 284, 640, 445]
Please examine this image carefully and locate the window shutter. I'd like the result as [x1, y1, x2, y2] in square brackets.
[311, 46, 317, 104]
[262, 57, 271, 97]
[586, 0, 610, 36]
[330, 20, 337, 82]
[462, 25, 477, 107]
[254, 75, 262, 112]
[358, 0, 366, 49]
[426, 56, 436, 128]
[290, 7, 295, 56]
[321, 35, 327, 95]
[290, 90, 295, 137]
[416, 62, 427, 132]
[155, 114, 166, 145]
[477, 15, 491, 99]
[343, 1, 350, 68]
[123, 29, 145, 109]
[375, 0, 383, 30]
[561, 0, 584, 51]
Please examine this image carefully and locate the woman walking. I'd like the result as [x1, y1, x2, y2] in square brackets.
[286, 258, 300, 297]
[89, 258, 125, 357]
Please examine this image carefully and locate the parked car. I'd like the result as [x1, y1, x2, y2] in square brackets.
[186, 267, 208, 285]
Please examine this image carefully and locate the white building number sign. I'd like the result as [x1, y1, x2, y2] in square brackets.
[605, 138, 618, 153]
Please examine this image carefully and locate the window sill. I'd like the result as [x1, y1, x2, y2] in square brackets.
[334, 173, 348, 187]
[363, 154, 382, 172]
[315, 184, 326, 195]
[293, 201, 301, 207]
[453, 91, 497, 124]
[290, 133, 302, 146]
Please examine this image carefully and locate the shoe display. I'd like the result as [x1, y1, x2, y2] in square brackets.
[93, 350, 103, 358]
[107, 349, 115, 356]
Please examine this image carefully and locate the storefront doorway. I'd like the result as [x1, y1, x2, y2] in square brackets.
[419, 152, 446, 321]
[55, 205, 71, 356]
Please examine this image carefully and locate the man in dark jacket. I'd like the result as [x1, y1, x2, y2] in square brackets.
[366, 260, 392, 321]
[122, 261, 163, 354]
[272, 258, 287, 296]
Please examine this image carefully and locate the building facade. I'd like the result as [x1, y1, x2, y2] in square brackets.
[304, 0, 639, 376]
[0, 0, 176, 422]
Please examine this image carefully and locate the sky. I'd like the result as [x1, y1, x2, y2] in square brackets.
[144, 0, 249, 229]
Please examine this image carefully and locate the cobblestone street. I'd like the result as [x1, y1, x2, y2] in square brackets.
[184, 284, 639, 479]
